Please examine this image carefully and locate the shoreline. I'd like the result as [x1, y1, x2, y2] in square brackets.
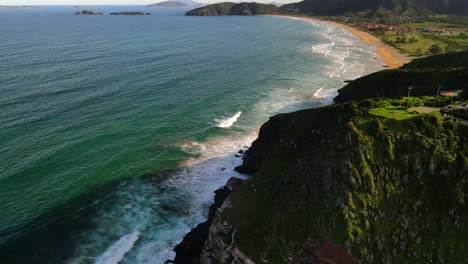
[271, 15, 412, 69]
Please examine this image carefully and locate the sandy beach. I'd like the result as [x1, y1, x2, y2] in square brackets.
[272, 15, 412, 69]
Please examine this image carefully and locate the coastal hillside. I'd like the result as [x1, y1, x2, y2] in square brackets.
[334, 51, 468, 103]
[279, 0, 468, 17]
[185, 0, 468, 17]
[185, 2, 279, 16]
[209, 98, 468, 263]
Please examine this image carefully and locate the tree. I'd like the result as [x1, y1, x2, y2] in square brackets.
[428, 44, 443, 54]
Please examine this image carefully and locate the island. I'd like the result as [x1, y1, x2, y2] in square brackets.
[185, 2, 279, 16]
[74, 10, 103, 15]
[109, 11, 151, 15]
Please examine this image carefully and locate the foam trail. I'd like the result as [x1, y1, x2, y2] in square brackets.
[313, 85, 326, 98]
[95, 231, 140, 264]
[215, 111, 241, 128]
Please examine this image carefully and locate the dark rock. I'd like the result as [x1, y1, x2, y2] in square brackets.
[238, 149, 244, 154]
[235, 114, 283, 175]
[110, 11, 151, 15]
[171, 177, 243, 264]
[75, 10, 103, 15]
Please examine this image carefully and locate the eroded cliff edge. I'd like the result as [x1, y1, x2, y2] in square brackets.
[173, 98, 467, 263]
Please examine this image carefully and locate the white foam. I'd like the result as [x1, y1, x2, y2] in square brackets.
[215, 111, 241, 128]
[312, 41, 335, 57]
[179, 141, 207, 155]
[95, 231, 140, 264]
[313, 85, 326, 98]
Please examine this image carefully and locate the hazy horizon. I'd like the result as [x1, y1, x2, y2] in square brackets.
[1, 0, 293, 5]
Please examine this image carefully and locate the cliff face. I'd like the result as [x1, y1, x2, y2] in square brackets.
[200, 197, 255, 264]
[173, 53, 468, 264]
[218, 99, 467, 263]
[172, 177, 245, 264]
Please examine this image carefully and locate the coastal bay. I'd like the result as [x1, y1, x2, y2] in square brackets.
[272, 15, 412, 68]
[0, 8, 384, 263]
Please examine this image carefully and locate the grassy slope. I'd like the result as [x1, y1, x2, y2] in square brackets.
[381, 31, 468, 56]
[226, 98, 468, 263]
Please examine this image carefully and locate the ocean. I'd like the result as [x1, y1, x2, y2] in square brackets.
[0, 6, 383, 263]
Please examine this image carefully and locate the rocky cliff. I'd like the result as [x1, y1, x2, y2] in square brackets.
[170, 177, 246, 264]
[174, 97, 468, 263]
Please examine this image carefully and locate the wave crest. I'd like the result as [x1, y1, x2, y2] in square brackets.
[215, 111, 242, 128]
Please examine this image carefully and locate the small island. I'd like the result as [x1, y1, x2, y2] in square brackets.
[109, 11, 151, 15]
[75, 10, 103, 15]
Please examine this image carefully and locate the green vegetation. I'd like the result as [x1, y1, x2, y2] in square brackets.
[405, 22, 468, 33]
[381, 31, 468, 56]
[367, 97, 448, 120]
[279, 0, 468, 22]
[226, 98, 468, 263]
[185, 2, 279, 16]
[369, 106, 415, 120]
[334, 52, 468, 103]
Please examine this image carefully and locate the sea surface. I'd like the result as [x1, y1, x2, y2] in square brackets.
[0, 6, 383, 263]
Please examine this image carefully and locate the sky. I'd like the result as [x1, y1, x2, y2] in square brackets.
[1, 0, 292, 4]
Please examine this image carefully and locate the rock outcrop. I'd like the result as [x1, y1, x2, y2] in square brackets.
[110, 11, 151, 15]
[75, 10, 103, 15]
[171, 177, 244, 263]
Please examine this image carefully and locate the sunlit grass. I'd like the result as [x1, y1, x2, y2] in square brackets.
[369, 106, 416, 120]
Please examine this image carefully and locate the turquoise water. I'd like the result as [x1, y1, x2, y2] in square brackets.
[0, 6, 383, 263]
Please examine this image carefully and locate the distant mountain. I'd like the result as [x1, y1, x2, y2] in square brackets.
[148, 0, 203, 7]
[0, 5, 38, 9]
[279, 0, 468, 16]
[186, 2, 279, 16]
[179, 0, 204, 6]
[148, 1, 191, 7]
[267, 2, 284, 7]
[185, 0, 468, 18]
